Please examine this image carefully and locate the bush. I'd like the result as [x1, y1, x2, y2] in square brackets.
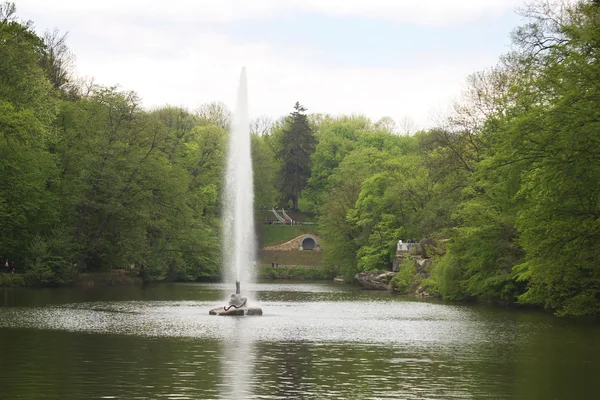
[24, 235, 77, 285]
[0, 273, 26, 287]
[390, 261, 417, 294]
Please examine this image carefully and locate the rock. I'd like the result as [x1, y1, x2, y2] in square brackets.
[419, 238, 438, 258]
[392, 258, 401, 272]
[354, 270, 395, 290]
[415, 286, 432, 297]
[209, 306, 245, 316]
[415, 258, 432, 278]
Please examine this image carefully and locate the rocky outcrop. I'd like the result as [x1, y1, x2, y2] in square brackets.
[415, 258, 432, 278]
[354, 270, 395, 290]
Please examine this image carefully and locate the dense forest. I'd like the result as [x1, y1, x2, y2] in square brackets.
[2, 1, 600, 316]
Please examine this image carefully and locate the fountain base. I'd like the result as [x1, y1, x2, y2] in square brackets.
[209, 287, 262, 316]
[209, 306, 263, 316]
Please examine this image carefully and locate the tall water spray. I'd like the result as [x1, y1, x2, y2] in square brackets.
[222, 67, 255, 295]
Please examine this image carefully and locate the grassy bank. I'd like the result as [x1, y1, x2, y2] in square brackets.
[260, 224, 320, 247]
[0, 274, 26, 287]
[257, 210, 317, 223]
[259, 249, 324, 267]
[257, 266, 333, 280]
[0, 270, 142, 288]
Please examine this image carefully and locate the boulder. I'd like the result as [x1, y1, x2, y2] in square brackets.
[419, 238, 438, 258]
[415, 258, 432, 278]
[354, 270, 395, 290]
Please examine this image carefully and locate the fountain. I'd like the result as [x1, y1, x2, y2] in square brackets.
[210, 68, 262, 316]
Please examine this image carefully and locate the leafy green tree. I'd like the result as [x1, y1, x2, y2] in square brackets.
[305, 115, 372, 208]
[0, 3, 61, 263]
[501, 0, 600, 315]
[194, 101, 231, 130]
[251, 133, 278, 210]
[319, 147, 387, 279]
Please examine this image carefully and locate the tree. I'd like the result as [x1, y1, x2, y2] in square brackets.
[374, 116, 397, 134]
[39, 28, 75, 93]
[502, 0, 600, 316]
[251, 134, 278, 210]
[194, 101, 231, 130]
[0, 2, 60, 264]
[277, 102, 316, 210]
[250, 115, 274, 136]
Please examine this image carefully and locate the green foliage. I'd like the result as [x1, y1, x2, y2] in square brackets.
[276, 102, 316, 210]
[0, 273, 25, 287]
[0, 6, 61, 263]
[24, 234, 77, 285]
[251, 134, 278, 209]
[0, 5, 226, 285]
[390, 261, 417, 294]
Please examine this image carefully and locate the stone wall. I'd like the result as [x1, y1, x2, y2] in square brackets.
[263, 234, 321, 252]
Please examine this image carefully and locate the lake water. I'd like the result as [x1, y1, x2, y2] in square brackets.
[0, 282, 599, 399]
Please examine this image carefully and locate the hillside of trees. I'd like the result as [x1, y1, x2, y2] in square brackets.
[2, 1, 600, 316]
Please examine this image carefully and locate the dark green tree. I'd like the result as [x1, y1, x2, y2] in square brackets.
[277, 102, 316, 210]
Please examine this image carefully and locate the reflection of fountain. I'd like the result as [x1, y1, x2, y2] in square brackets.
[220, 319, 256, 398]
[210, 68, 262, 316]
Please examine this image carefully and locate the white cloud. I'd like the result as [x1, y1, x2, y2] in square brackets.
[293, 0, 522, 26]
[15, 0, 518, 128]
[72, 28, 493, 129]
[19, 0, 520, 26]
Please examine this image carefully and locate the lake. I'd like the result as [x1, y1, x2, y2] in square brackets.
[0, 281, 599, 399]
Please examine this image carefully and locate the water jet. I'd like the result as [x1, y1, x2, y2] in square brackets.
[210, 68, 262, 316]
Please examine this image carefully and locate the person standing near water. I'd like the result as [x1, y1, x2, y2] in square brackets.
[4, 258, 8, 273]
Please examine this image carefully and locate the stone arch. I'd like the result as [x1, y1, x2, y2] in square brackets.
[299, 235, 319, 251]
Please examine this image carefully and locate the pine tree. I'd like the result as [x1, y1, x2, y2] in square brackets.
[277, 102, 316, 210]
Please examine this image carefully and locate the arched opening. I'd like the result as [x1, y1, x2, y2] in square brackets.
[301, 237, 316, 250]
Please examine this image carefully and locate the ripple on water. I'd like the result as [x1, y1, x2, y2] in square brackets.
[0, 298, 490, 348]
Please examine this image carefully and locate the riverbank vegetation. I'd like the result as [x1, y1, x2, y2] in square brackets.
[2, 1, 600, 315]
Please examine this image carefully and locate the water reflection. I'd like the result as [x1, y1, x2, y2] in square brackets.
[220, 318, 256, 399]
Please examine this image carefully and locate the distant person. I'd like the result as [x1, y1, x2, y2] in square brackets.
[10, 260, 15, 274]
[4, 259, 8, 273]
[397, 240, 403, 251]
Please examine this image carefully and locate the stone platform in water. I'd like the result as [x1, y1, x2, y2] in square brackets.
[209, 306, 263, 316]
[209, 292, 262, 316]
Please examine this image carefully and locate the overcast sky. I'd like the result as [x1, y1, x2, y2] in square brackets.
[16, 0, 524, 129]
